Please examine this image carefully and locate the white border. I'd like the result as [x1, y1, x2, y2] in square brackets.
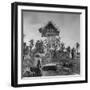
[18, 5, 85, 84]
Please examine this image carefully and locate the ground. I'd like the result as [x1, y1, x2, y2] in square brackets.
[22, 54, 80, 77]
[41, 58, 80, 76]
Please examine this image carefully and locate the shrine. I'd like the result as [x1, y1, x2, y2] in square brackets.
[39, 21, 60, 50]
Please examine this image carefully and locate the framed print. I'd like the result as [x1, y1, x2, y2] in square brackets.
[11, 2, 88, 87]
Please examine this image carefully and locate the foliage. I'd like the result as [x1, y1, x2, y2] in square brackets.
[35, 40, 44, 53]
[23, 42, 29, 55]
[76, 42, 80, 54]
[66, 46, 71, 53]
[29, 39, 34, 49]
[29, 39, 34, 56]
[60, 42, 65, 52]
[71, 47, 76, 59]
[52, 36, 61, 51]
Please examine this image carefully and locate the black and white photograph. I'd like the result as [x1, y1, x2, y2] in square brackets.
[11, 2, 88, 87]
[22, 11, 80, 78]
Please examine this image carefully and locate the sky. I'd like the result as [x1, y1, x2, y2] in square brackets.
[23, 11, 80, 48]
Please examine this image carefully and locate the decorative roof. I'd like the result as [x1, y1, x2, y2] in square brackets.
[39, 21, 60, 37]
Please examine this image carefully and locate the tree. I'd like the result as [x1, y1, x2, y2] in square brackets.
[55, 36, 61, 50]
[29, 39, 34, 56]
[60, 42, 65, 52]
[35, 40, 44, 53]
[66, 46, 71, 58]
[71, 47, 76, 59]
[76, 42, 80, 54]
[43, 39, 48, 49]
[23, 42, 26, 55]
[23, 42, 29, 55]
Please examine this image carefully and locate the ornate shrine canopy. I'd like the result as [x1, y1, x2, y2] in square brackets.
[39, 21, 60, 37]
